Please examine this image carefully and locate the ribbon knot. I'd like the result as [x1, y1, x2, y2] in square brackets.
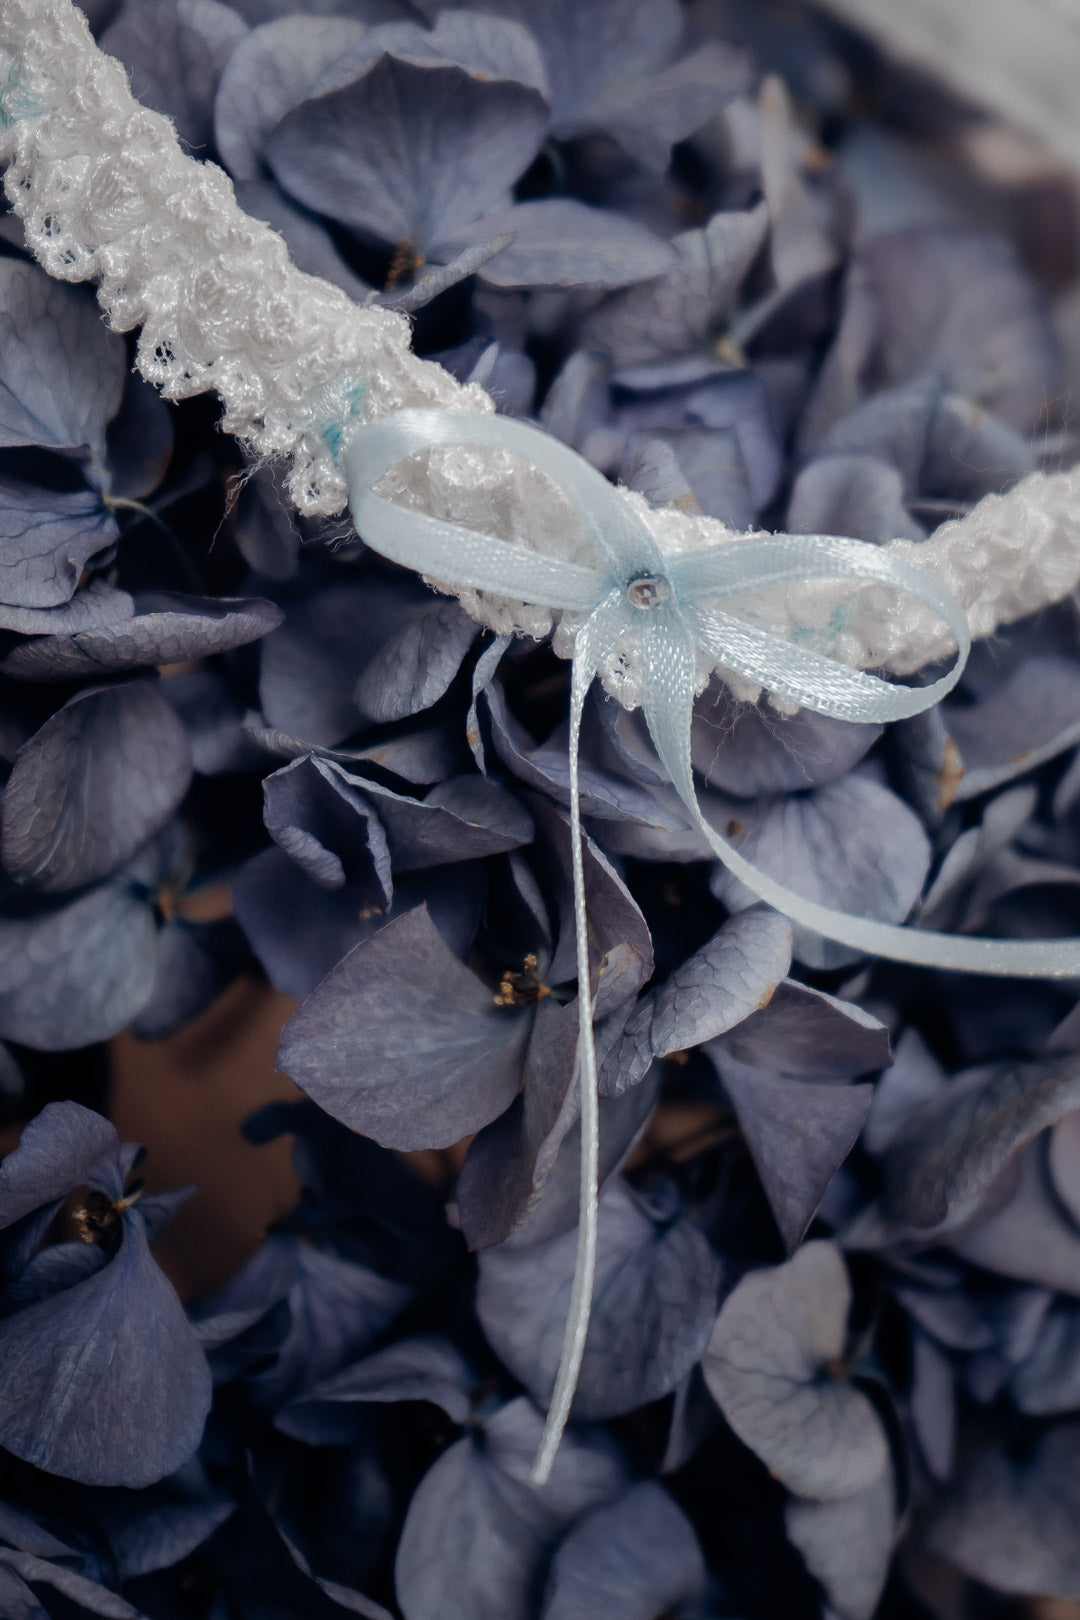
[343, 406, 1080, 1482]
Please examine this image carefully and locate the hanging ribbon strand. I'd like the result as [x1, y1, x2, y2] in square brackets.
[344, 407, 1080, 1482]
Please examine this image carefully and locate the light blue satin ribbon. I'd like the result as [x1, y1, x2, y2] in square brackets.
[344, 406, 1080, 1479]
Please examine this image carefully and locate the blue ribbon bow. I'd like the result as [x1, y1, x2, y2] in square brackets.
[344, 406, 1080, 1479]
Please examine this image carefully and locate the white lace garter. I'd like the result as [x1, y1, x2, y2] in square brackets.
[0, 0, 1078, 710]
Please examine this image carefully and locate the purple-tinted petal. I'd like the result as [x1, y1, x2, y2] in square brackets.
[945, 654, 1080, 801]
[533, 794, 653, 1015]
[233, 845, 388, 999]
[163, 669, 265, 775]
[585, 41, 748, 169]
[1010, 1297, 1080, 1415]
[4, 1240, 109, 1309]
[541, 1481, 706, 1619]
[348, 772, 533, 868]
[267, 57, 547, 251]
[258, 575, 430, 748]
[0, 1101, 118, 1229]
[710, 772, 931, 971]
[0, 580, 134, 636]
[0, 1552, 139, 1619]
[279, 903, 529, 1149]
[277, 1334, 475, 1444]
[263, 755, 393, 900]
[131, 916, 247, 1041]
[96, 1501, 234, 1581]
[877, 1056, 1080, 1235]
[582, 205, 767, 367]
[0, 593, 282, 680]
[101, 371, 174, 502]
[458, 1023, 660, 1250]
[101, 0, 248, 153]
[0, 1208, 211, 1486]
[248, 1242, 410, 1407]
[0, 875, 158, 1049]
[909, 1328, 956, 1480]
[317, 10, 549, 98]
[394, 1395, 627, 1620]
[714, 979, 891, 1083]
[484, 681, 684, 828]
[600, 907, 791, 1098]
[473, 0, 681, 132]
[926, 1424, 1080, 1599]
[2, 680, 193, 892]
[816, 379, 1034, 500]
[477, 1176, 722, 1419]
[785, 1466, 895, 1620]
[702, 1242, 889, 1499]
[353, 594, 476, 723]
[441, 199, 677, 291]
[455, 993, 578, 1249]
[0, 260, 125, 453]
[213, 15, 366, 180]
[787, 453, 924, 544]
[1048, 1109, 1080, 1229]
[0, 478, 116, 609]
[693, 682, 882, 800]
[805, 227, 1061, 441]
[715, 1065, 873, 1251]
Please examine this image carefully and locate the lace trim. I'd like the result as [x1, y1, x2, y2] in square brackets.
[1, 0, 1078, 708]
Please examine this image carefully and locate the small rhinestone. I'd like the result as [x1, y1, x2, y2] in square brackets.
[626, 575, 669, 610]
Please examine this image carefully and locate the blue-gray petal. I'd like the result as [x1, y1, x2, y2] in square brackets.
[263, 754, 393, 900]
[701, 1242, 889, 1499]
[715, 1064, 873, 1252]
[0, 478, 116, 609]
[0, 1100, 118, 1230]
[0, 580, 134, 636]
[785, 1465, 895, 1620]
[0, 260, 125, 452]
[477, 1175, 722, 1419]
[925, 1424, 1080, 1599]
[353, 594, 477, 723]
[710, 772, 931, 971]
[276, 1334, 475, 1444]
[713, 978, 891, 1083]
[0, 593, 283, 680]
[580, 204, 766, 368]
[542, 1482, 704, 1619]
[439, 199, 677, 291]
[96, 1500, 235, 1580]
[278, 903, 530, 1149]
[267, 56, 548, 252]
[0, 877, 158, 1049]
[599, 906, 792, 1098]
[214, 14, 366, 180]
[878, 1056, 1080, 1234]
[394, 1395, 627, 1620]
[0, 1208, 211, 1486]
[787, 453, 924, 545]
[2, 680, 193, 892]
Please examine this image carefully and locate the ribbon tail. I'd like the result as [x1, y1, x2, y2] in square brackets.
[640, 621, 1080, 981]
[531, 591, 630, 1485]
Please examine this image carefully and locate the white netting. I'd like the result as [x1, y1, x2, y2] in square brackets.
[1, 0, 1079, 709]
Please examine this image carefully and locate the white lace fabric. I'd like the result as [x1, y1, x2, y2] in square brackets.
[2, 0, 1079, 708]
